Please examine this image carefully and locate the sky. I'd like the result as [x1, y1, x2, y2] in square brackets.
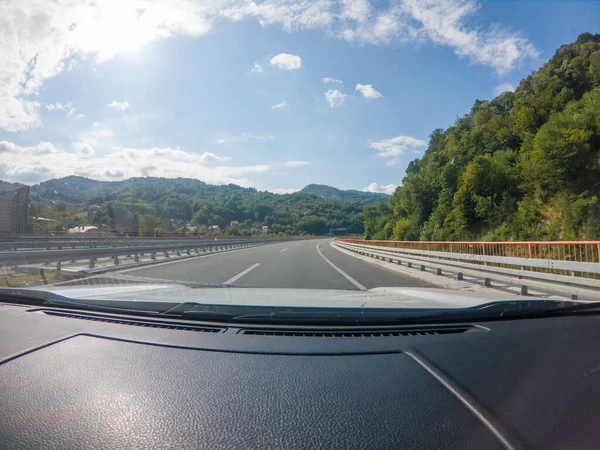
[0, 0, 599, 195]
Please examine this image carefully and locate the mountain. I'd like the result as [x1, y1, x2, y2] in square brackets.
[367, 33, 600, 242]
[299, 184, 389, 205]
[16, 176, 367, 236]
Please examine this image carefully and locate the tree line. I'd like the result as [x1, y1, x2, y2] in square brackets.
[23, 176, 366, 236]
[366, 33, 600, 242]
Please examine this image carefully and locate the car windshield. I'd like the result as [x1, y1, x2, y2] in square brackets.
[1, 0, 600, 317]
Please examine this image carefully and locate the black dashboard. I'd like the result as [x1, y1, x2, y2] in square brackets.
[2, 302, 600, 449]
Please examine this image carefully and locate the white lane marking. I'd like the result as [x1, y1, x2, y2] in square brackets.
[316, 243, 367, 291]
[116, 246, 256, 274]
[280, 248, 288, 252]
[223, 263, 261, 285]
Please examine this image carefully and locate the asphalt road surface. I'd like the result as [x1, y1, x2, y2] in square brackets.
[116, 239, 434, 290]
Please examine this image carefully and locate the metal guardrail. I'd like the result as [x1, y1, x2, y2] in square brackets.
[0, 238, 237, 251]
[335, 239, 600, 300]
[0, 238, 276, 272]
[341, 239, 600, 279]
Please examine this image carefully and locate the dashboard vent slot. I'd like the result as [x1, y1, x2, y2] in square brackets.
[239, 325, 476, 337]
[41, 310, 224, 333]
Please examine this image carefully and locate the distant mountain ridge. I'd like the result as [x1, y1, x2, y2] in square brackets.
[0, 176, 368, 236]
[299, 184, 389, 205]
[0, 176, 386, 206]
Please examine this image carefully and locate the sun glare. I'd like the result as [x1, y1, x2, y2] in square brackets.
[75, 2, 160, 60]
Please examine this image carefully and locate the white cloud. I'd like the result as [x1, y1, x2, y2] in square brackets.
[0, 139, 269, 186]
[271, 101, 289, 109]
[0, 0, 535, 132]
[369, 135, 427, 165]
[107, 100, 130, 111]
[46, 100, 78, 116]
[356, 83, 383, 99]
[284, 161, 310, 167]
[269, 187, 299, 194]
[46, 102, 66, 112]
[199, 152, 231, 162]
[242, 133, 275, 140]
[250, 63, 263, 73]
[362, 182, 398, 195]
[493, 82, 515, 96]
[340, 0, 372, 22]
[270, 53, 302, 70]
[324, 89, 347, 108]
[400, 0, 538, 74]
[216, 139, 227, 144]
[323, 77, 343, 84]
[105, 169, 125, 178]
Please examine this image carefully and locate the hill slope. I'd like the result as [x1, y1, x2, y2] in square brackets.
[367, 33, 600, 241]
[20, 176, 366, 236]
[299, 184, 389, 205]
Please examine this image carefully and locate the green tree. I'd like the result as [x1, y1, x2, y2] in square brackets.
[138, 214, 162, 234]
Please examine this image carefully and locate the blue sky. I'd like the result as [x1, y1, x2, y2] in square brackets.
[0, 0, 598, 194]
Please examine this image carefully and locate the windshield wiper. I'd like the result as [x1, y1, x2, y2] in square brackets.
[183, 300, 600, 325]
[44, 298, 163, 316]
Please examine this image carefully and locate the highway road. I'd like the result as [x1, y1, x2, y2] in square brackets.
[115, 238, 433, 290]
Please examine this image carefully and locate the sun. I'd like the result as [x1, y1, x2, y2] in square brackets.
[75, 1, 159, 60]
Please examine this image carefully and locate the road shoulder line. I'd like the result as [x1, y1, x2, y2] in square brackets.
[316, 242, 367, 291]
[329, 240, 463, 289]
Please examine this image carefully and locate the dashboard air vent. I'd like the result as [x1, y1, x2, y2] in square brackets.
[41, 310, 225, 333]
[239, 325, 477, 337]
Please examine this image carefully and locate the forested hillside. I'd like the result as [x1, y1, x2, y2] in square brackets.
[366, 33, 600, 242]
[299, 184, 388, 205]
[20, 176, 366, 236]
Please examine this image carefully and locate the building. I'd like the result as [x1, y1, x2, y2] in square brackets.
[261, 225, 269, 234]
[0, 195, 12, 233]
[230, 221, 239, 227]
[0, 186, 30, 233]
[68, 226, 99, 234]
[209, 225, 221, 233]
[34, 217, 57, 233]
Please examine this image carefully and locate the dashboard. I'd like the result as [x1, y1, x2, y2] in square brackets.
[2, 302, 600, 449]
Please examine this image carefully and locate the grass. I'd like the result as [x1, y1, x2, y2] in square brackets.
[0, 270, 83, 287]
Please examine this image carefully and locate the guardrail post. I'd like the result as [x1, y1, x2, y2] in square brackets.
[186, 249, 191, 255]
[113, 256, 119, 265]
[56, 261, 61, 275]
[457, 272, 463, 281]
[176, 250, 181, 256]
[571, 294, 578, 300]
[164, 251, 169, 258]
[396, 260, 401, 265]
[420, 265, 425, 271]
[484, 278, 491, 287]
[134, 254, 139, 262]
[88, 258, 95, 269]
[520, 285, 528, 296]
[435, 268, 442, 276]
[407, 262, 412, 268]
[151, 252, 156, 260]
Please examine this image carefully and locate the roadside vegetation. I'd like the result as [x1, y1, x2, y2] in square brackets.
[1, 177, 368, 237]
[366, 33, 600, 241]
